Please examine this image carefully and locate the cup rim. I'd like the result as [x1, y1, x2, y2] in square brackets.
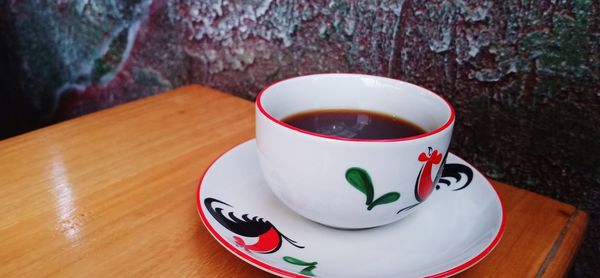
[256, 73, 455, 142]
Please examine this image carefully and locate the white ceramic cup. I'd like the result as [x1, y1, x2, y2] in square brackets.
[256, 74, 455, 229]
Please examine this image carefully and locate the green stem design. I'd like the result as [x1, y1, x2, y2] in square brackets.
[283, 256, 318, 277]
[367, 192, 401, 210]
[300, 265, 317, 276]
[345, 167, 401, 210]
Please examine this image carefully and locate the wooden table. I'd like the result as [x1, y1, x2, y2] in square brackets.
[0, 85, 588, 277]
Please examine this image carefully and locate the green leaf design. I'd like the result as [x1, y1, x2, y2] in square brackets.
[283, 256, 317, 267]
[367, 192, 401, 210]
[283, 256, 318, 277]
[345, 167, 374, 205]
[300, 265, 317, 276]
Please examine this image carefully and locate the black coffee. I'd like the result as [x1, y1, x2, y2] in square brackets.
[282, 109, 426, 140]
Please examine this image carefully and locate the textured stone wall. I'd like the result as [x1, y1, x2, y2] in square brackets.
[1, 0, 599, 275]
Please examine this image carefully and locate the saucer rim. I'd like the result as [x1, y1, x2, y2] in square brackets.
[196, 139, 506, 278]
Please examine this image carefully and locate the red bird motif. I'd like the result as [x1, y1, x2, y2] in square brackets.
[398, 156, 473, 214]
[415, 147, 443, 202]
[204, 198, 303, 254]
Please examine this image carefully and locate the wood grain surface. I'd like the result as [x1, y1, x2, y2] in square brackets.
[0, 85, 588, 277]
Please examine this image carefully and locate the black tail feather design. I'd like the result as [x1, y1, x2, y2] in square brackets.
[438, 163, 474, 191]
[205, 198, 271, 237]
[437, 179, 451, 186]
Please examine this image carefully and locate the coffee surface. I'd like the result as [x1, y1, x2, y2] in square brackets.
[281, 109, 426, 140]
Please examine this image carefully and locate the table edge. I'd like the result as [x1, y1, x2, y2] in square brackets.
[537, 209, 589, 278]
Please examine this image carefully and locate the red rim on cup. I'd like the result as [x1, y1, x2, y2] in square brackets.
[256, 73, 456, 142]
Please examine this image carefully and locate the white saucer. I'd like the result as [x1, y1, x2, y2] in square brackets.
[197, 140, 505, 278]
